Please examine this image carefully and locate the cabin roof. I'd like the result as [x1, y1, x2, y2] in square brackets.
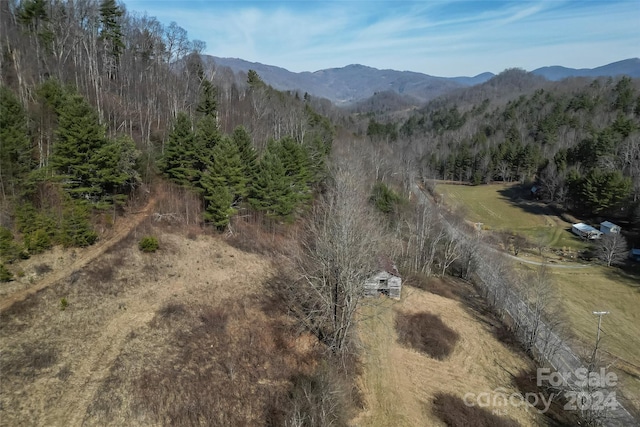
[379, 255, 401, 278]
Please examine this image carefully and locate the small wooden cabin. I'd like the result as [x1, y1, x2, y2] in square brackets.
[364, 258, 402, 300]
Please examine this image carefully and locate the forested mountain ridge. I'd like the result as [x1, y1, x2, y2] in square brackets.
[210, 56, 640, 107]
[209, 56, 474, 105]
[370, 69, 640, 222]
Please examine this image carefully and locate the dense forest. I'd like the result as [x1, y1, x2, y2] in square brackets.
[366, 69, 640, 222]
[0, 0, 335, 260]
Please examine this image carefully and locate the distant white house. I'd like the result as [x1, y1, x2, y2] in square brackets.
[600, 221, 621, 234]
[572, 223, 603, 240]
[364, 258, 402, 300]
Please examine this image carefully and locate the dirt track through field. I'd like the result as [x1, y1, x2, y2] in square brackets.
[1, 216, 274, 426]
[42, 279, 169, 426]
[0, 197, 156, 313]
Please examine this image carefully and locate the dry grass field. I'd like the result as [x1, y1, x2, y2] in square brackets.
[353, 279, 546, 427]
[435, 183, 587, 251]
[0, 219, 320, 426]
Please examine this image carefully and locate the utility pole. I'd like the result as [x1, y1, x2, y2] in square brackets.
[592, 311, 610, 363]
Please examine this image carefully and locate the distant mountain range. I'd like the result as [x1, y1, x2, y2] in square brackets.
[531, 58, 640, 81]
[206, 56, 640, 106]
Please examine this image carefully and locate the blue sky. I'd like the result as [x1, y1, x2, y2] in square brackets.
[123, 0, 640, 77]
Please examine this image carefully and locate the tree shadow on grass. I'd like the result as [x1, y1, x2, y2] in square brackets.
[496, 184, 559, 218]
[601, 262, 640, 293]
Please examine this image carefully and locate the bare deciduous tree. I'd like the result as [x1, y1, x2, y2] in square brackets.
[439, 233, 460, 276]
[405, 203, 445, 276]
[518, 264, 557, 353]
[292, 157, 384, 354]
[596, 233, 628, 267]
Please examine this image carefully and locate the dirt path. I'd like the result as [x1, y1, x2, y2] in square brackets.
[42, 286, 164, 426]
[499, 250, 591, 269]
[0, 197, 156, 314]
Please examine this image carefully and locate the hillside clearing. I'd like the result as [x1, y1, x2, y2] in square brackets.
[354, 280, 543, 427]
[0, 221, 317, 426]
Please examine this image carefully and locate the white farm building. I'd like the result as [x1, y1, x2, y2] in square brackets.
[572, 223, 603, 240]
[600, 221, 621, 234]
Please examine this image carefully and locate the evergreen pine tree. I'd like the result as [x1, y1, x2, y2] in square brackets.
[91, 135, 141, 205]
[249, 147, 297, 219]
[193, 81, 220, 176]
[201, 170, 234, 228]
[274, 137, 312, 204]
[196, 79, 218, 118]
[51, 92, 107, 199]
[247, 69, 265, 88]
[99, 0, 125, 76]
[232, 126, 257, 182]
[194, 114, 221, 174]
[0, 227, 21, 263]
[0, 86, 33, 198]
[58, 198, 98, 247]
[157, 112, 200, 187]
[209, 136, 248, 199]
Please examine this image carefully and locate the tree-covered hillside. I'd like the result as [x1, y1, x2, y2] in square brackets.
[0, 0, 334, 259]
[375, 69, 640, 221]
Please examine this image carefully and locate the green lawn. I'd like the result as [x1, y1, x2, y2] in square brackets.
[436, 183, 588, 251]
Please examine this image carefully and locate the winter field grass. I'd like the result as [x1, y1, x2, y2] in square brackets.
[518, 263, 640, 412]
[435, 182, 640, 414]
[435, 183, 588, 251]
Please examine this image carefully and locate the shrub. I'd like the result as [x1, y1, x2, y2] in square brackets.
[59, 297, 68, 311]
[395, 311, 459, 360]
[58, 200, 98, 247]
[370, 181, 404, 214]
[0, 264, 13, 282]
[138, 236, 159, 253]
[0, 226, 20, 262]
[432, 392, 521, 427]
[15, 202, 56, 239]
[24, 228, 52, 254]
